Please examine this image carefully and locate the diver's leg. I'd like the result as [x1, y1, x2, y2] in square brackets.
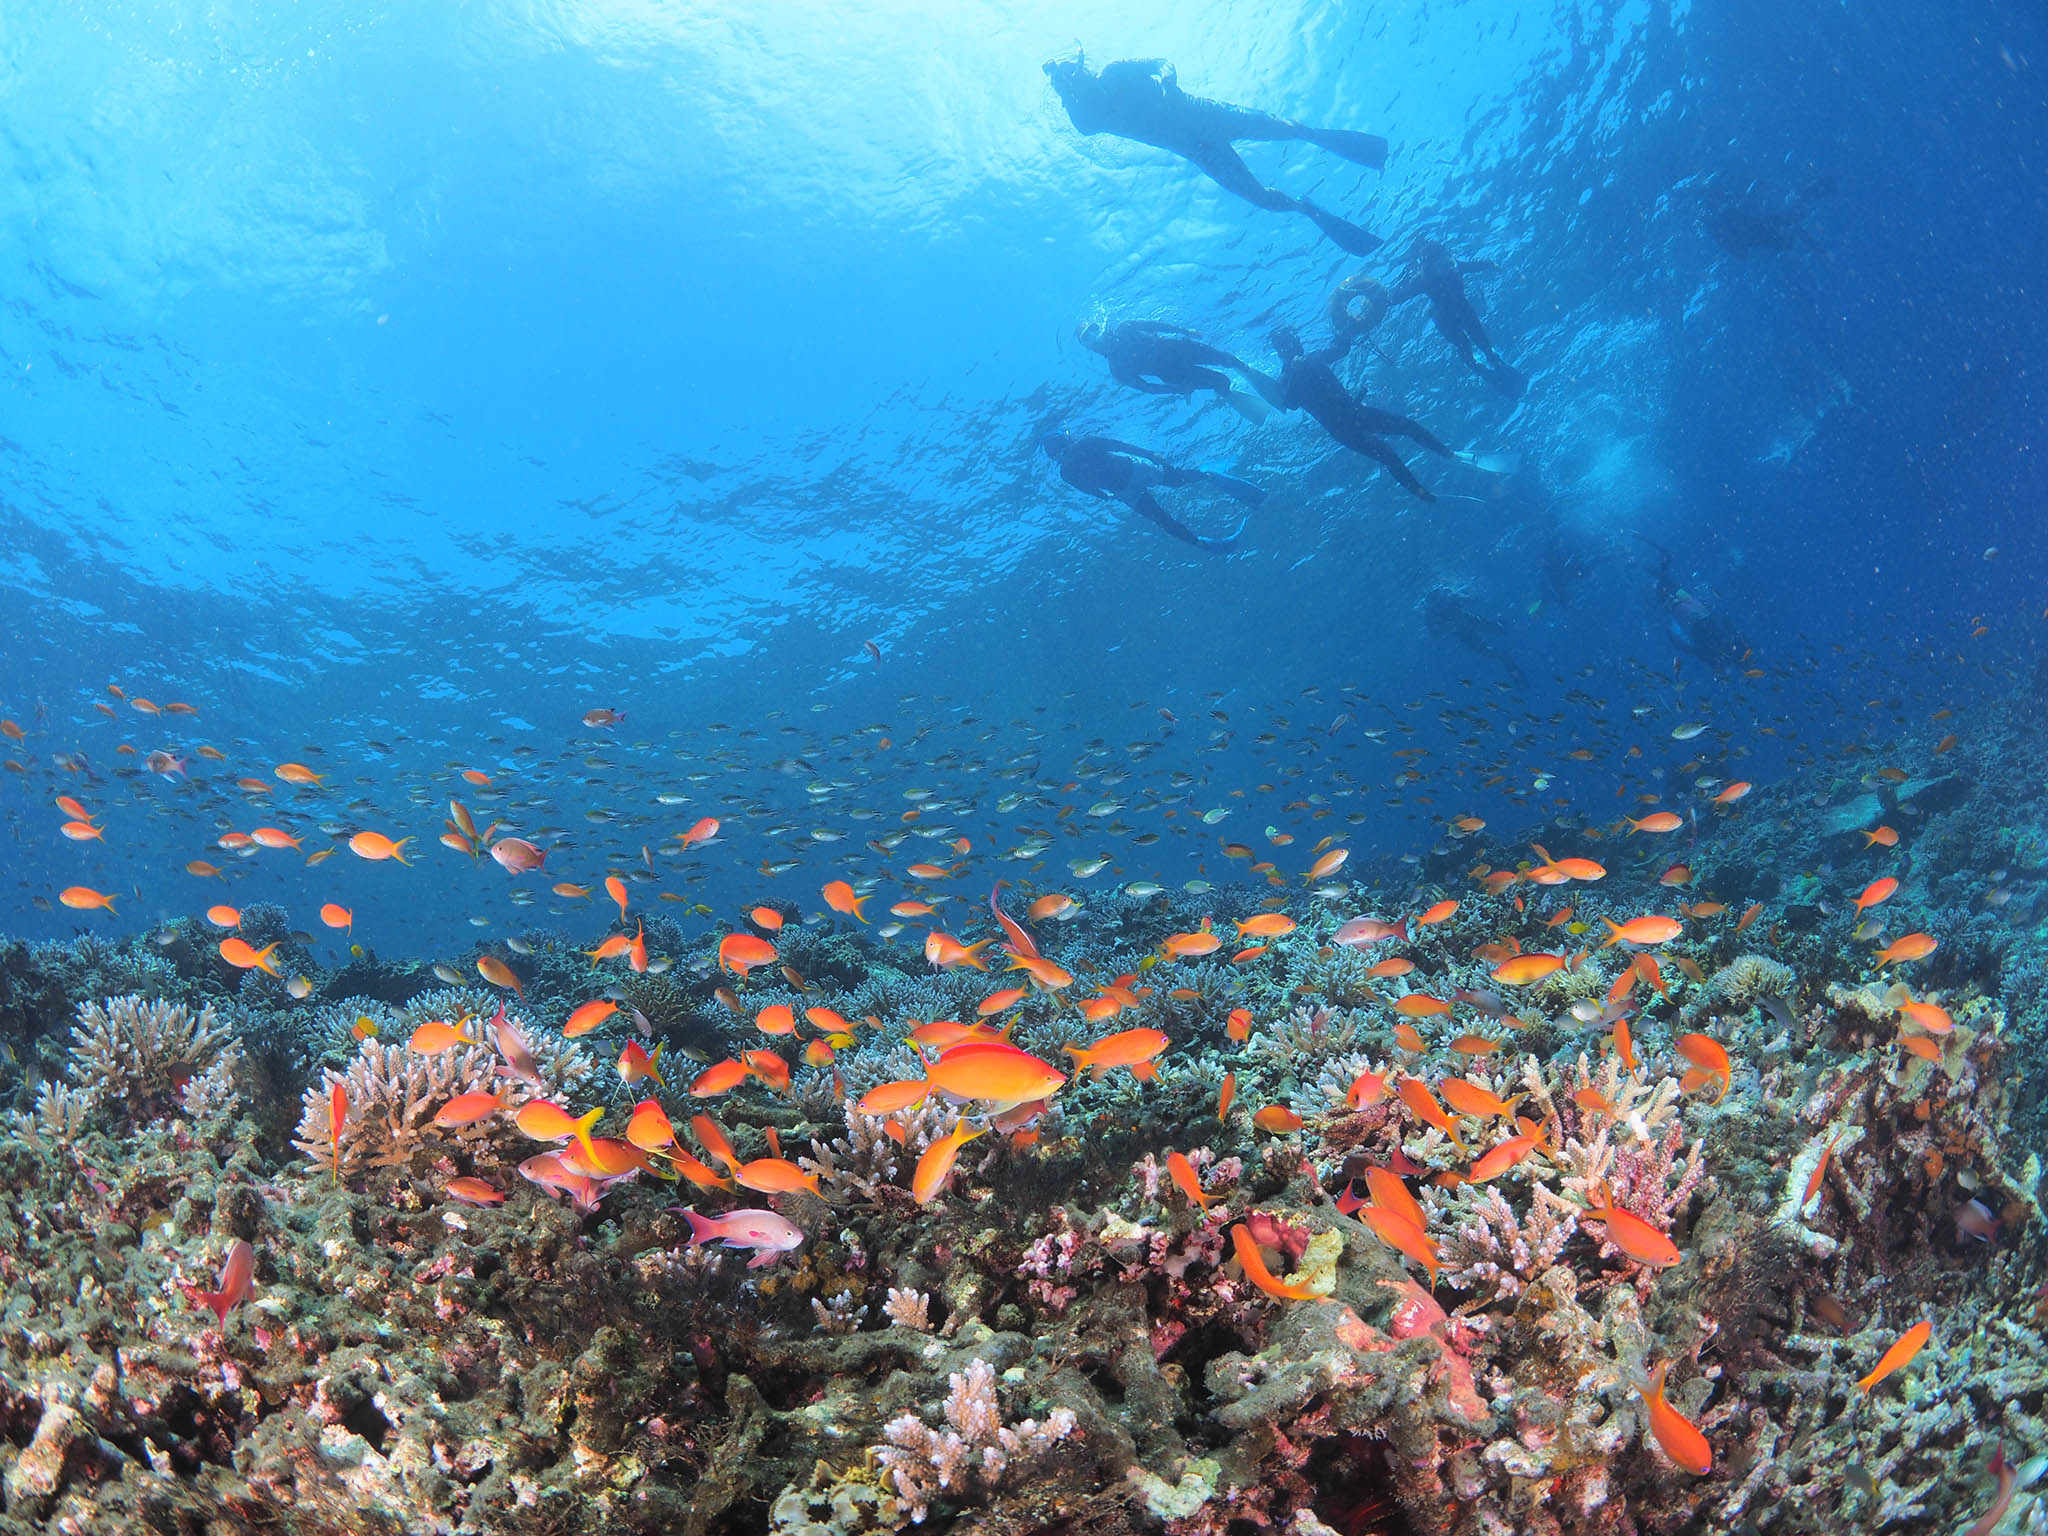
[1126, 491, 1238, 551]
[1352, 404, 1455, 460]
[1332, 429, 1435, 502]
[1179, 141, 1297, 211]
[1177, 95, 1389, 169]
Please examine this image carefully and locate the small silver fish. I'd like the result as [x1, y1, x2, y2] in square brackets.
[434, 963, 463, 985]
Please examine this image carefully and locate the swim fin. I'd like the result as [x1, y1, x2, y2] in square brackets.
[1301, 201, 1383, 256]
[1193, 517, 1249, 552]
[1200, 469, 1267, 507]
[1239, 365, 1287, 409]
[1304, 128, 1390, 172]
[1455, 451, 1522, 476]
[1223, 388, 1272, 424]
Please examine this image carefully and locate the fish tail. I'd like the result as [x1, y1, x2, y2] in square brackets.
[678, 1207, 718, 1246]
[393, 839, 413, 865]
[571, 1106, 603, 1164]
[1599, 918, 1624, 947]
[194, 1287, 232, 1326]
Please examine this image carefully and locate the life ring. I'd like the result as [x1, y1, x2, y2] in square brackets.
[1328, 276, 1388, 339]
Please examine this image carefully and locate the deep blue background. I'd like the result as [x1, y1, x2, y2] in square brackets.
[0, 0, 2042, 949]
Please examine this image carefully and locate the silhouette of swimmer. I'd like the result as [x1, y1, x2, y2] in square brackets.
[1039, 432, 1264, 551]
[1386, 239, 1525, 397]
[1077, 320, 1282, 422]
[1541, 530, 1595, 610]
[1269, 324, 1453, 502]
[1699, 175, 1834, 257]
[1423, 588, 1528, 687]
[1642, 540, 1749, 670]
[1044, 56, 1389, 255]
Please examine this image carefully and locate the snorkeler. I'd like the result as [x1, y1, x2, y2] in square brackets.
[1422, 588, 1529, 687]
[1641, 540, 1749, 670]
[1044, 56, 1389, 255]
[1540, 529, 1595, 610]
[1268, 324, 1454, 502]
[1039, 432, 1265, 551]
[1077, 320, 1281, 422]
[1697, 175, 1834, 257]
[1385, 239, 1525, 397]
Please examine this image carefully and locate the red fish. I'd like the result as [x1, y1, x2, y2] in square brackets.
[192, 1240, 256, 1326]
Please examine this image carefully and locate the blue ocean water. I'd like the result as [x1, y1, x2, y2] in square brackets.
[0, 0, 2042, 953]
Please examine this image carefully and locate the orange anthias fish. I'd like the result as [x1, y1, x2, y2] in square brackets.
[1468, 1122, 1549, 1183]
[689, 1058, 749, 1097]
[328, 1082, 348, 1183]
[1854, 877, 1898, 912]
[1493, 953, 1564, 986]
[1393, 994, 1452, 1019]
[513, 1100, 605, 1168]
[1160, 927, 1224, 960]
[1862, 825, 1899, 848]
[1417, 899, 1459, 925]
[1438, 1077, 1519, 1120]
[491, 838, 547, 875]
[206, 905, 242, 929]
[219, 937, 282, 976]
[1253, 1104, 1304, 1134]
[1358, 1202, 1439, 1284]
[719, 933, 778, 976]
[1897, 999, 1954, 1035]
[1639, 1361, 1712, 1473]
[1625, 812, 1684, 835]
[925, 932, 994, 971]
[923, 1042, 1065, 1108]
[736, 1156, 822, 1198]
[1397, 1077, 1468, 1151]
[58, 887, 118, 913]
[1857, 1319, 1932, 1392]
[618, 1041, 666, 1087]
[1602, 915, 1682, 947]
[274, 762, 325, 787]
[1008, 954, 1075, 990]
[348, 831, 412, 864]
[1711, 781, 1752, 805]
[911, 1120, 985, 1204]
[585, 933, 633, 964]
[1874, 932, 1938, 968]
[319, 903, 353, 932]
[1346, 1069, 1390, 1110]
[433, 1089, 507, 1129]
[1235, 913, 1296, 938]
[409, 1019, 473, 1054]
[477, 955, 525, 998]
[563, 999, 619, 1038]
[1166, 1150, 1212, 1212]
[1581, 1185, 1681, 1268]
[1063, 1028, 1169, 1081]
[1366, 957, 1415, 978]
[1217, 1072, 1236, 1120]
[444, 1177, 507, 1207]
[1231, 1222, 1318, 1300]
[626, 1098, 679, 1154]
[677, 816, 720, 849]
[1674, 1033, 1731, 1104]
[823, 879, 869, 923]
[1305, 848, 1349, 883]
[689, 1115, 743, 1175]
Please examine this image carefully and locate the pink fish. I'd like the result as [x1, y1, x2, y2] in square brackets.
[491, 1005, 545, 1088]
[146, 750, 190, 781]
[490, 837, 547, 875]
[517, 1152, 605, 1213]
[676, 1207, 806, 1268]
[1334, 916, 1409, 949]
[191, 1239, 255, 1325]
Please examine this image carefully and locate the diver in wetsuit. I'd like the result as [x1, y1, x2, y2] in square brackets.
[1269, 324, 1454, 502]
[1644, 542, 1749, 670]
[1039, 432, 1264, 551]
[1386, 239, 1525, 397]
[1423, 588, 1528, 687]
[1044, 56, 1389, 255]
[1077, 320, 1281, 422]
[1698, 175, 1834, 257]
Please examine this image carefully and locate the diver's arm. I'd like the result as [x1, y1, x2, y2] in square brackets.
[1121, 320, 1195, 336]
[1303, 341, 1350, 368]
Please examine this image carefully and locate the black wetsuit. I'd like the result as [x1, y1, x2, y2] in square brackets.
[1042, 434, 1258, 551]
[1085, 322, 1259, 400]
[1275, 338, 1452, 502]
[1387, 241, 1522, 393]
[1424, 590, 1528, 687]
[1650, 549, 1748, 670]
[1045, 58, 1388, 255]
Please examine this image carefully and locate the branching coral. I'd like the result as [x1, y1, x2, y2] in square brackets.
[873, 1358, 1078, 1523]
[67, 994, 234, 1126]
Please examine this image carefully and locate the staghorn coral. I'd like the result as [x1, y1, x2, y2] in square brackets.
[873, 1358, 1079, 1523]
[7, 1081, 92, 1148]
[884, 1287, 934, 1332]
[804, 1101, 959, 1203]
[1245, 1004, 1364, 1068]
[291, 1022, 592, 1181]
[67, 994, 234, 1127]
